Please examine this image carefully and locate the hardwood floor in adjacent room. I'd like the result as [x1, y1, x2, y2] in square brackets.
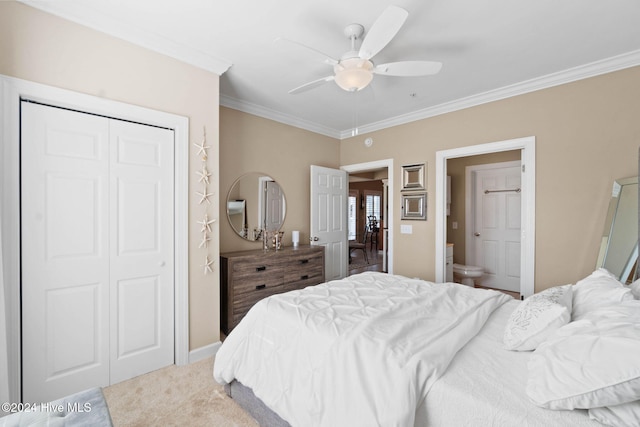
[348, 246, 384, 276]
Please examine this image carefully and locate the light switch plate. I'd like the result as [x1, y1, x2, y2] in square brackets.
[400, 224, 413, 234]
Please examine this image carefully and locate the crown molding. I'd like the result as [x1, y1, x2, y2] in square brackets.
[20, 0, 640, 139]
[19, 0, 232, 75]
[220, 95, 341, 139]
[341, 49, 640, 139]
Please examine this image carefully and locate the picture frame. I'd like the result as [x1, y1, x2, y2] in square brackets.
[401, 163, 426, 191]
[401, 192, 427, 220]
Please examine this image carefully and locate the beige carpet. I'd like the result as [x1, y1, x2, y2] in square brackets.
[103, 357, 258, 427]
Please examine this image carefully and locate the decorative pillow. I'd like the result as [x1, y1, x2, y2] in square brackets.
[527, 300, 640, 410]
[589, 401, 640, 427]
[571, 268, 633, 320]
[503, 284, 572, 351]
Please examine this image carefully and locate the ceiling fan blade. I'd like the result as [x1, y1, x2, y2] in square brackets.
[358, 5, 408, 60]
[274, 37, 339, 65]
[374, 61, 443, 76]
[289, 76, 335, 94]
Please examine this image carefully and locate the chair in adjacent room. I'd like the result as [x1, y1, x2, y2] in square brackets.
[349, 225, 369, 264]
[366, 216, 379, 252]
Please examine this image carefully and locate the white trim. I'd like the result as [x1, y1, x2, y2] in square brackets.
[16, 0, 640, 138]
[220, 95, 341, 139]
[349, 50, 640, 138]
[188, 341, 222, 364]
[0, 75, 190, 403]
[233, 51, 640, 140]
[435, 137, 536, 298]
[19, 0, 231, 76]
[341, 159, 394, 274]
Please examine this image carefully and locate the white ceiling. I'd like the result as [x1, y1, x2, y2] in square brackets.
[22, 0, 640, 139]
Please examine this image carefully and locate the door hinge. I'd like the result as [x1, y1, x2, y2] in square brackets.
[522, 164, 526, 173]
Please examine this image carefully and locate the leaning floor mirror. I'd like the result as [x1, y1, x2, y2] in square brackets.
[596, 175, 638, 283]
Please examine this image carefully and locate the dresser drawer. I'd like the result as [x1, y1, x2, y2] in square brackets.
[284, 265, 324, 291]
[231, 258, 282, 274]
[232, 271, 284, 296]
[285, 252, 323, 270]
[233, 282, 283, 312]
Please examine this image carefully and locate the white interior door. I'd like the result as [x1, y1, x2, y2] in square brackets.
[108, 119, 174, 384]
[469, 163, 521, 292]
[21, 102, 174, 402]
[264, 180, 285, 231]
[22, 102, 111, 402]
[310, 165, 348, 281]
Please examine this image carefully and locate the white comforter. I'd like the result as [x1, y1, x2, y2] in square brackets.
[214, 272, 511, 427]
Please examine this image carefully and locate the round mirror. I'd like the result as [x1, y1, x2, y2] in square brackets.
[226, 172, 286, 241]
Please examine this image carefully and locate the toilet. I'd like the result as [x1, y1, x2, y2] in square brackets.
[452, 263, 484, 287]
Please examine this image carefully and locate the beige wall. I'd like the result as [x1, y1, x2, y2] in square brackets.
[341, 66, 640, 291]
[1, 2, 221, 349]
[219, 107, 340, 253]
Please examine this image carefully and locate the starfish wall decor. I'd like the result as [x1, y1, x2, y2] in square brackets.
[194, 126, 215, 274]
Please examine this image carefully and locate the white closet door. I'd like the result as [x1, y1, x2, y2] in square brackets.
[21, 102, 175, 402]
[109, 120, 174, 384]
[22, 102, 111, 402]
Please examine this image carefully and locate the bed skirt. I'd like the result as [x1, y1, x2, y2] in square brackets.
[225, 380, 291, 427]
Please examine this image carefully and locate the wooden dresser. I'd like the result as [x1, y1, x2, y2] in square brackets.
[220, 245, 325, 333]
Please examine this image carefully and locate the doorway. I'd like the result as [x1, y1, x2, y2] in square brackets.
[342, 159, 394, 275]
[435, 137, 536, 298]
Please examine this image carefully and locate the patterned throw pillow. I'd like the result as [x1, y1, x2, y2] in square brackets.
[503, 284, 572, 351]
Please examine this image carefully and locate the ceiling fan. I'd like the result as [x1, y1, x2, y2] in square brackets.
[284, 5, 442, 95]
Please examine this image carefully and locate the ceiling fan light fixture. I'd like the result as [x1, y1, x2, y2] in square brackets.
[334, 58, 373, 92]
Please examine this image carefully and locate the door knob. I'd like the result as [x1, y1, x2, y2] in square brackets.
[310, 236, 319, 241]
[474, 232, 481, 237]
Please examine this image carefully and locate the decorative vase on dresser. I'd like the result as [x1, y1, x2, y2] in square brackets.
[220, 245, 325, 334]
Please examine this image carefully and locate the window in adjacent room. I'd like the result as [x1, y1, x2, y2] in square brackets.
[348, 194, 357, 240]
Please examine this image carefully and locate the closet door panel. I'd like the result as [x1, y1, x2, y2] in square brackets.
[109, 120, 174, 384]
[21, 102, 110, 403]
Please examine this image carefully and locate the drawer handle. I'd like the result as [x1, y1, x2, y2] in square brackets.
[301, 275, 309, 280]
[255, 266, 266, 272]
[255, 284, 266, 290]
[300, 259, 309, 264]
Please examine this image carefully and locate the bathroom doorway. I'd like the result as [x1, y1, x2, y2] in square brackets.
[435, 137, 536, 298]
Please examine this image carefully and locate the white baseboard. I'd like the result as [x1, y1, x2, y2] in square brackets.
[188, 341, 222, 364]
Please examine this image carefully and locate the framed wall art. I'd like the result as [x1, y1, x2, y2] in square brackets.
[401, 192, 427, 220]
[401, 163, 426, 191]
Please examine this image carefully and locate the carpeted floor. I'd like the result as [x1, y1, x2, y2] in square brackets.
[103, 357, 257, 427]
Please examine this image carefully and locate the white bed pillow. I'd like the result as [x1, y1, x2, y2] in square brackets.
[589, 401, 640, 427]
[527, 300, 640, 410]
[630, 278, 640, 300]
[503, 284, 572, 351]
[571, 268, 633, 320]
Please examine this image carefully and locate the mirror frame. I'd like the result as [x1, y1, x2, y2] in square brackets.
[226, 172, 286, 242]
[596, 175, 638, 282]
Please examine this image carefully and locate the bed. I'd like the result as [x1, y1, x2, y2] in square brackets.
[214, 270, 640, 426]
